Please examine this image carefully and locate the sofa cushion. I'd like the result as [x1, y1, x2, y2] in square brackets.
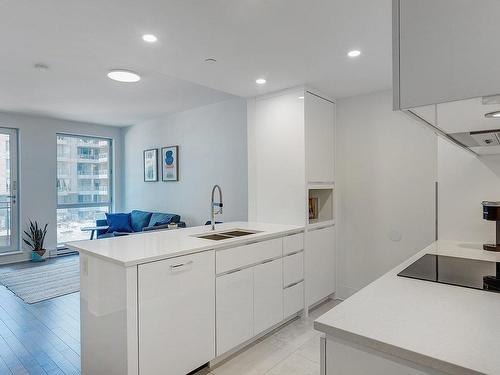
[130, 210, 153, 232]
[105, 213, 133, 233]
[148, 213, 181, 227]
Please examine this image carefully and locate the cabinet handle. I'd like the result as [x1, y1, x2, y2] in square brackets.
[284, 280, 304, 289]
[225, 267, 243, 275]
[170, 260, 193, 270]
[284, 250, 303, 257]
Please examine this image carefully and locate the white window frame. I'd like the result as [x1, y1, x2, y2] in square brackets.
[56, 133, 113, 245]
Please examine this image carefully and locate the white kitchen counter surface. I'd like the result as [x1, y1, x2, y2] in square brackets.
[314, 240, 500, 375]
[66, 221, 303, 267]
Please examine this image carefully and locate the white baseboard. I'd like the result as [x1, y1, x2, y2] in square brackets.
[0, 251, 30, 265]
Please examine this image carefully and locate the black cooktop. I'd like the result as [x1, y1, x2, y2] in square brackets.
[398, 254, 500, 293]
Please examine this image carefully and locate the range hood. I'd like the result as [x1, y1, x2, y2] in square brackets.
[449, 129, 500, 155]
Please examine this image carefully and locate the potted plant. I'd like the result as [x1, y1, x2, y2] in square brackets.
[23, 220, 48, 262]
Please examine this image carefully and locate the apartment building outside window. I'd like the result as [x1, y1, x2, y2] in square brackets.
[56, 134, 112, 245]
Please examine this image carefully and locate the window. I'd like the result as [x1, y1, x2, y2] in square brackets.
[0, 128, 18, 253]
[56, 134, 112, 244]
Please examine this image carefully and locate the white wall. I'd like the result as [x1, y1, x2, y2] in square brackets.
[336, 90, 437, 299]
[0, 112, 123, 263]
[438, 137, 500, 243]
[122, 98, 248, 226]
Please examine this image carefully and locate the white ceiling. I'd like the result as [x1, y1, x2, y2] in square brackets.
[0, 0, 392, 126]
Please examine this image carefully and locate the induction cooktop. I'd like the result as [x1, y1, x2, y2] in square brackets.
[398, 254, 500, 293]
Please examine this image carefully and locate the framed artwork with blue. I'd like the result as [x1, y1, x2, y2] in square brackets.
[161, 146, 179, 181]
[143, 148, 158, 182]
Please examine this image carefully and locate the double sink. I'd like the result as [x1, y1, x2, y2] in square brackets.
[196, 229, 261, 241]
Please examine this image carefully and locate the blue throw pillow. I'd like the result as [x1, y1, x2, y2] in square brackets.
[106, 213, 133, 233]
[130, 210, 153, 232]
[148, 213, 180, 227]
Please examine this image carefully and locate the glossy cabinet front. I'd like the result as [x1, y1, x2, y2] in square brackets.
[138, 251, 215, 375]
[216, 267, 254, 355]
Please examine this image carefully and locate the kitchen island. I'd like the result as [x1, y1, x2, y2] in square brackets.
[67, 221, 305, 375]
[314, 240, 500, 375]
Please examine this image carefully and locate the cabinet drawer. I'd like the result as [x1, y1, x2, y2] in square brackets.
[216, 238, 282, 274]
[284, 281, 304, 318]
[283, 233, 304, 255]
[283, 251, 304, 287]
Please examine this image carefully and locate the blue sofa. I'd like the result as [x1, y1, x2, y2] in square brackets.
[96, 210, 186, 239]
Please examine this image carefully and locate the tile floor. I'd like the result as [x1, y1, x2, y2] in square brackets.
[0, 255, 340, 375]
[200, 299, 341, 375]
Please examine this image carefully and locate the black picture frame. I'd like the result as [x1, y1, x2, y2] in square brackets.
[161, 145, 179, 182]
[143, 148, 158, 182]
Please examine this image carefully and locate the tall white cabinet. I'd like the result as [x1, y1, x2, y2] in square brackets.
[248, 87, 336, 309]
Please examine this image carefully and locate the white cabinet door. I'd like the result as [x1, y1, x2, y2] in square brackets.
[305, 92, 335, 183]
[254, 258, 283, 335]
[216, 268, 254, 355]
[250, 90, 306, 225]
[396, 0, 500, 109]
[306, 226, 335, 307]
[284, 281, 304, 318]
[138, 251, 215, 375]
[283, 251, 304, 287]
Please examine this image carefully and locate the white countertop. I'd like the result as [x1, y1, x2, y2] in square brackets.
[66, 221, 303, 267]
[314, 240, 500, 375]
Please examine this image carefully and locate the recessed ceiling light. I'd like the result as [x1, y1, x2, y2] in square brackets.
[205, 58, 217, 63]
[256, 78, 266, 85]
[347, 50, 361, 58]
[107, 69, 141, 83]
[298, 96, 304, 99]
[142, 34, 158, 43]
[485, 111, 500, 118]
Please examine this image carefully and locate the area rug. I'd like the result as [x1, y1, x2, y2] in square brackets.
[0, 256, 79, 304]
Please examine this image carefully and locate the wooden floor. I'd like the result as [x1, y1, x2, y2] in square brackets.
[0, 255, 80, 374]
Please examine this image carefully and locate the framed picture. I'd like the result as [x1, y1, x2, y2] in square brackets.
[143, 149, 158, 182]
[161, 146, 179, 181]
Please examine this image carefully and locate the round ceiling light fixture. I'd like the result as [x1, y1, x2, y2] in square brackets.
[256, 78, 266, 85]
[142, 34, 158, 43]
[107, 69, 141, 83]
[347, 50, 361, 58]
[298, 96, 304, 99]
[485, 111, 500, 118]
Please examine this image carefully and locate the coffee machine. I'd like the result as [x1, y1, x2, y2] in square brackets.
[482, 201, 500, 251]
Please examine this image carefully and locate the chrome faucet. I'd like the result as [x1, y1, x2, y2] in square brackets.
[211, 185, 223, 230]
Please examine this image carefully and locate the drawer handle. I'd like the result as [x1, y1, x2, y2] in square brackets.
[284, 250, 303, 257]
[225, 267, 243, 275]
[284, 279, 304, 289]
[170, 260, 193, 270]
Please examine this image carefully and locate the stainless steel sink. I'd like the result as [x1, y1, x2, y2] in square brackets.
[196, 233, 234, 241]
[194, 229, 262, 241]
[219, 230, 259, 237]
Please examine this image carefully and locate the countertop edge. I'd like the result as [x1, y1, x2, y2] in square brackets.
[313, 321, 482, 375]
[67, 227, 304, 267]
